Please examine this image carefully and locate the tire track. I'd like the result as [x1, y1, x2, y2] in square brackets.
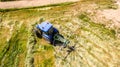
[54, 13, 119, 66]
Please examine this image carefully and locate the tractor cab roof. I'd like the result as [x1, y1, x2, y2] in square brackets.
[37, 22, 53, 32]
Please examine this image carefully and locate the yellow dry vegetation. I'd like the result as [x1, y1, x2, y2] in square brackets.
[0, 0, 120, 67]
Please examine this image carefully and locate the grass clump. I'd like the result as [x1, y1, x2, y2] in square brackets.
[79, 13, 116, 39]
[25, 27, 36, 67]
[41, 58, 54, 67]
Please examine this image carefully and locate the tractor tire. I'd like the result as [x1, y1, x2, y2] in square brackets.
[53, 40, 57, 46]
[34, 28, 42, 38]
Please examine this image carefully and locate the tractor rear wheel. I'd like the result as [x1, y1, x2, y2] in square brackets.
[34, 28, 42, 38]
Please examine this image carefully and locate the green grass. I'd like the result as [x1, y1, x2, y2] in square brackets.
[0, 4, 70, 67]
[42, 58, 54, 67]
[0, 0, 120, 67]
[81, 0, 118, 9]
[0, 23, 27, 67]
[0, 2, 75, 12]
[79, 13, 116, 39]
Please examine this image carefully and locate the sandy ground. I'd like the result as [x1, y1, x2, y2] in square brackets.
[0, 0, 79, 9]
[100, 0, 120, 28]
[90, 0, 120, 29]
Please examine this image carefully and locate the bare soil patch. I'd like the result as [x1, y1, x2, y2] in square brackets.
[100, 0, 120, 28]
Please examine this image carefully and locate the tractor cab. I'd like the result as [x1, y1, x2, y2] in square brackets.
[36, 22, 59, 43]
[36, 22, 53, 34]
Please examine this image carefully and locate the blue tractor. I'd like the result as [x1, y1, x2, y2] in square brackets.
[34, 21, 70, 47]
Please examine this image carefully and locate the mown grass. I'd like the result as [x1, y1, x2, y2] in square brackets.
[0, 23, 27, 67]
[0, 2, 71, 67]
[81, 0, 118, 9]
[0, 2, 75, 12]
[0, 0, 119, 67]
[79, 13, 116, 39]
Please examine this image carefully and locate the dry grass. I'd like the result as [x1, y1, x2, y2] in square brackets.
[0, 0, 120, 67]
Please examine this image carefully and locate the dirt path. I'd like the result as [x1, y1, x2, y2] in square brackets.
[0, 0, 79, 9]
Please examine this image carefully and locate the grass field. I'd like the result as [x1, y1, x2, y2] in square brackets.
[0, 0, 120, 67]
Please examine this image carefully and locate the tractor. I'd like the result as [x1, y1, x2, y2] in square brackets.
[34, 21, 70, 47]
